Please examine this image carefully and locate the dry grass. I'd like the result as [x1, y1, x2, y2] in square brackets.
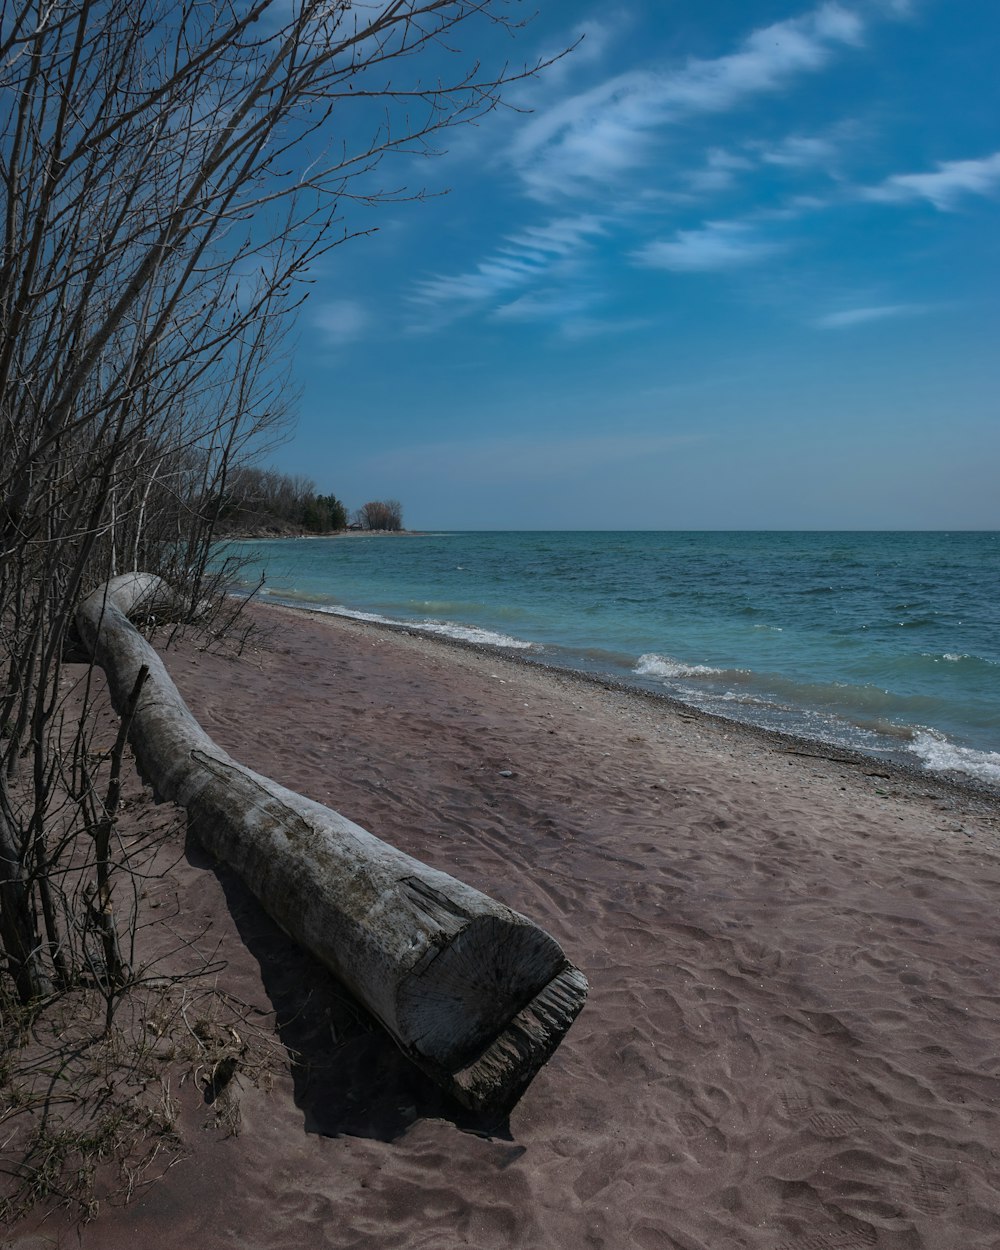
[0, 971, 284, 1225]
[0, 603, 290, 1228]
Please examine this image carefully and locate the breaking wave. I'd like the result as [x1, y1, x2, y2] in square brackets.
[634, 653, 727, 680]
[311, 604, 534, 650]
[908, 730, 1000, 785]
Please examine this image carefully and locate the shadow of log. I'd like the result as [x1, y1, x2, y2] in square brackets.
[185, 830, 514, 1144]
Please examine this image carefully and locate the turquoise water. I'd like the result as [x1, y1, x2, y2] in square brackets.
[224, 531, 1000, 785]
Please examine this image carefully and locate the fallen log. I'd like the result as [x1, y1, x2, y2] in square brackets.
[77, 574, 587, 1112]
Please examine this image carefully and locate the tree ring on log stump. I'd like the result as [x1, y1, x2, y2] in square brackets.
[396, 913, 568, 1070]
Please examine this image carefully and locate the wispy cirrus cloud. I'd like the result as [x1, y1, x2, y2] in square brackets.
[865, 151, 1000, 209]
[508, 3, 866, 200]
[409, 214, 608, 309]
[633, 221, 785, 271]
[814, 302, 929, 328]
[681, 126, 849, 196]
[311, 299, 370, 344]
[492, 293, 650, 343]
[685, 148, 756, 193]
[533, 12, 632, 88]
[404, 3, 944, 331]
[492, 290, 596, 323]
[754, 133, 842, 168]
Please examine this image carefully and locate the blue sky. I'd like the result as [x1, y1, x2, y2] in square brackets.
[274, 0, 998, 530]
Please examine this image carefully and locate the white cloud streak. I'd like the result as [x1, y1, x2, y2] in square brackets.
[406, 4, 963, 330]
[756, 134, 840, 168]
[686, 148, 755, 193]
[509, 3, 866, 199]
[633, 221, 784, 271]
[814, 303, 928, 328]
[865, 151, 1000, 210]
[410, 214, 608, 308]
[493, 290, 595, 323]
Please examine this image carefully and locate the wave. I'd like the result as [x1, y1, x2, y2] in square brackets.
[922, 651, 997, 667]
[256, 587, 535, 649]
[257, 586, 337, 605]
[908, 730, 1000, 786]
[630, 657, 1000, 782]
[634, 653, 727, 680]
[308, 604, 535, 650]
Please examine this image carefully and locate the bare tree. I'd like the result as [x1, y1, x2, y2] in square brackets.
[0, 0, 554, 1002]
[357, 499, 404, 531]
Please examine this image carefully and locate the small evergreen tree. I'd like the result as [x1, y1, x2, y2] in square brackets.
[319, 494, 349, 531]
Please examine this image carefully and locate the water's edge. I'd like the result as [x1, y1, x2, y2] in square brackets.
[221, 530, 999, 789]
[259, 594, 1000, 806]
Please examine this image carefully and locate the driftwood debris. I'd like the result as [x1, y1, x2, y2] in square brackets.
[77, 575, 588, 1111]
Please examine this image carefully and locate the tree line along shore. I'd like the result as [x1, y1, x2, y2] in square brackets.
[214, 465, 404, 537]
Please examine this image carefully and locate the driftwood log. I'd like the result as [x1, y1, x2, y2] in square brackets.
[77, 575, 587, 1111]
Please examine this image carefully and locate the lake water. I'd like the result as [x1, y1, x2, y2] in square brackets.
[223, 531, 1000, 786]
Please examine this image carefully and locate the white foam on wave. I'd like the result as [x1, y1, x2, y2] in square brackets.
[908, 730, 1000, 785]
[922, 651, 997, 665]
[311, 604, 534, 650]
[411, 619, 534, 649]
[634, 653, 725, 680]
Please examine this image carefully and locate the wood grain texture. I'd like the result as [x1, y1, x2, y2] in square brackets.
[76, 574, 588, 1110]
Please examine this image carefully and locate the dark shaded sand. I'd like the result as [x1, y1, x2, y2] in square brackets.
[8, 602, 1000, 1249]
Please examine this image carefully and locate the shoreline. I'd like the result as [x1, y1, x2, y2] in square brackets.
[219, 530, 998, 787]
[217, 527, 428, 540]
[268, 598, 1000, 819]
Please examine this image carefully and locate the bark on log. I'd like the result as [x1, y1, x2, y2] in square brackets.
[77, 575, 587, 1111]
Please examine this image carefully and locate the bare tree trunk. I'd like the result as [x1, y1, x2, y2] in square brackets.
[77, 575, 587, 1112]
[0, 790, 52, 1001]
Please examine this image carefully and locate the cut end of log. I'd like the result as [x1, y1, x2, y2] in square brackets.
[394, 909, 590, 1113]
[395, 912, 571, 1071]
[443, 965, 590, 1113]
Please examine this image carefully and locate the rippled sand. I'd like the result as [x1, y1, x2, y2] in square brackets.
[10, 601, 1000, 1249]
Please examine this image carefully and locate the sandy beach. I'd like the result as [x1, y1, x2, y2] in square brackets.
[8, 600, 1000, 1249]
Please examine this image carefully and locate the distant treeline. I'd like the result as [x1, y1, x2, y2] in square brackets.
[218, 466, 403, 533]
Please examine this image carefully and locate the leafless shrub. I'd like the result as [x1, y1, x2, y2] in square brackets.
[0, 0, 557, 1221]
[0, 0, 554, 1000]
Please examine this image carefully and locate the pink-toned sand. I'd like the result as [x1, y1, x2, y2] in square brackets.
[8, 602, 1000, 1249]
